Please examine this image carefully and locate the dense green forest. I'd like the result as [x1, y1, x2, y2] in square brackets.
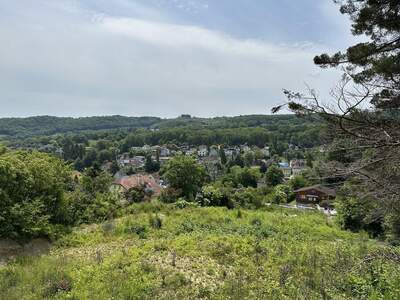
[0, 116, 161, 138]
[0, 114, 322, 141]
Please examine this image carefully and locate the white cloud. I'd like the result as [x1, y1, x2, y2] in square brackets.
[0, 0, 342, 117]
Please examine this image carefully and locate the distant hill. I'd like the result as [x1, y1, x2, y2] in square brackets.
[0, 115, 161, 138]
[0, 114, 319, 138]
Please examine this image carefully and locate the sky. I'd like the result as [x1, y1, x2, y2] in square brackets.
[0, 0, 359, 118]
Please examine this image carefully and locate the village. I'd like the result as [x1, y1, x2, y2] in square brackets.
[106, 143, 336, 213]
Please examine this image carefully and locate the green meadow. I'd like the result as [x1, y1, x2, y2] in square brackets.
[1, 203, 399, 300]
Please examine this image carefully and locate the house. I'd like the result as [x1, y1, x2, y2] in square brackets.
[294, 185, 336, 207]
[209, 146, 219, 157]
[38, 144, 56, 152]
[54, 148, 64, 157]
[278, 162, 292, 178]
[290, 159, 307, 176]
[142, 145, 151, 151]
[117, 155, 145, 168]
[224, 148, 235, 160]
[185, 148, 197, 156]
[240, 144, 251, 153]
[159, 146, 170, 157]
[261, 146, 270, 157]
[111, 174, 163, 196]
[198, 145, 208, 157]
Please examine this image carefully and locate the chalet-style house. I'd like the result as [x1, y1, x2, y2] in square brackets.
[111, 174, 163, 197]
[294, 185, 336, 207]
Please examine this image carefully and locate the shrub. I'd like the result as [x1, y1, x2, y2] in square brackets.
[125, 223, 147, 239]
[0, 150, 72, 239]
[232, 187, 263, 209]
[149, 214, 163, 229]
[159, 188, 182, 203]
[42, 270, 73, 297]
[175, 199, 199, 209]
[271, 184, 293, 204]
[201, 184, 234, 208]
[336, 196, 384, 238]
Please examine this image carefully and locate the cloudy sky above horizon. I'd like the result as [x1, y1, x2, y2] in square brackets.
[0, 0, 358, 118]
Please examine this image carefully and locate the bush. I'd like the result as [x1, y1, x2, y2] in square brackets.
[288, 175, 308, 190]
[201, 184, 234, 208]
[159, 188, 182, 204]
[0, 150, 72, 240]
[149, 214, 163, 229]
[65, 190, 122, 225]
[175, 199, 199, 209]
[232, 187, 263, 209]
[336, 196, 384, 238]
[271, 184, 293, 204]
[41, 269, 73, 297]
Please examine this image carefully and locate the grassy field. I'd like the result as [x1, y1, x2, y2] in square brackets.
[1, 203, 399, 299]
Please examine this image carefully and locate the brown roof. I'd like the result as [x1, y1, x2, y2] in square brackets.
[113, 174, 162, 195]
[294, 185, 336, 197]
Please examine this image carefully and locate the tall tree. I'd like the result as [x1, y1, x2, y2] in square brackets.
[274, 0, 400, 241]
[162, 155, 206, 199]
[265, 165, 284, 187]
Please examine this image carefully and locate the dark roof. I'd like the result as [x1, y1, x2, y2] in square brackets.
[294, 185, 336, 197]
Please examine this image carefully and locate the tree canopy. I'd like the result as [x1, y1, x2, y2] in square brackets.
[161, 155, 207, 199]
[0, 150, 72, 239]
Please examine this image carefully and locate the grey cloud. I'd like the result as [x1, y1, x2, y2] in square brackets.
[0, 0, 342, 117]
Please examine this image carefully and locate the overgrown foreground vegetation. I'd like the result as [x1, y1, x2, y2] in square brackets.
[1, 204, 399, 300]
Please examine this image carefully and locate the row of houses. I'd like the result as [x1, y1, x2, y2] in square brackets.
[130, 144, 270, 159]
[117, 144, 271, 171]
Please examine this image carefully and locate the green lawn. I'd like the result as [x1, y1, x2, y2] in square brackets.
[1, 203, 399, 299]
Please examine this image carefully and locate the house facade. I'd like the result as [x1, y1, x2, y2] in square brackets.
[278, 162, 292, 178]
[294, 185, 336, 207]
[290, 159, 307, 176]
[198, 145, 208, 157]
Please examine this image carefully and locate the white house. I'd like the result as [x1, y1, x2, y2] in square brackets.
[159, 147, 170, 157]
[261, 146, 270, 157]
[198, 145, 208, 157]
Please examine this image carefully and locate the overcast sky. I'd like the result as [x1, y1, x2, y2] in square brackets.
[0, 0, 358, 118]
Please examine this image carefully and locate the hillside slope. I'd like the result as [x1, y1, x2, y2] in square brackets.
[1, 204, 399, 299]
[0, 114, 319, 138]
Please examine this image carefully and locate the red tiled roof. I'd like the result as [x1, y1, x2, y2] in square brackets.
[113, 175, 162, 195]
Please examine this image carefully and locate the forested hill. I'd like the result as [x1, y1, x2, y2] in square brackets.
[0, 115, 161, 137]
[0, 114, 321, 138]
